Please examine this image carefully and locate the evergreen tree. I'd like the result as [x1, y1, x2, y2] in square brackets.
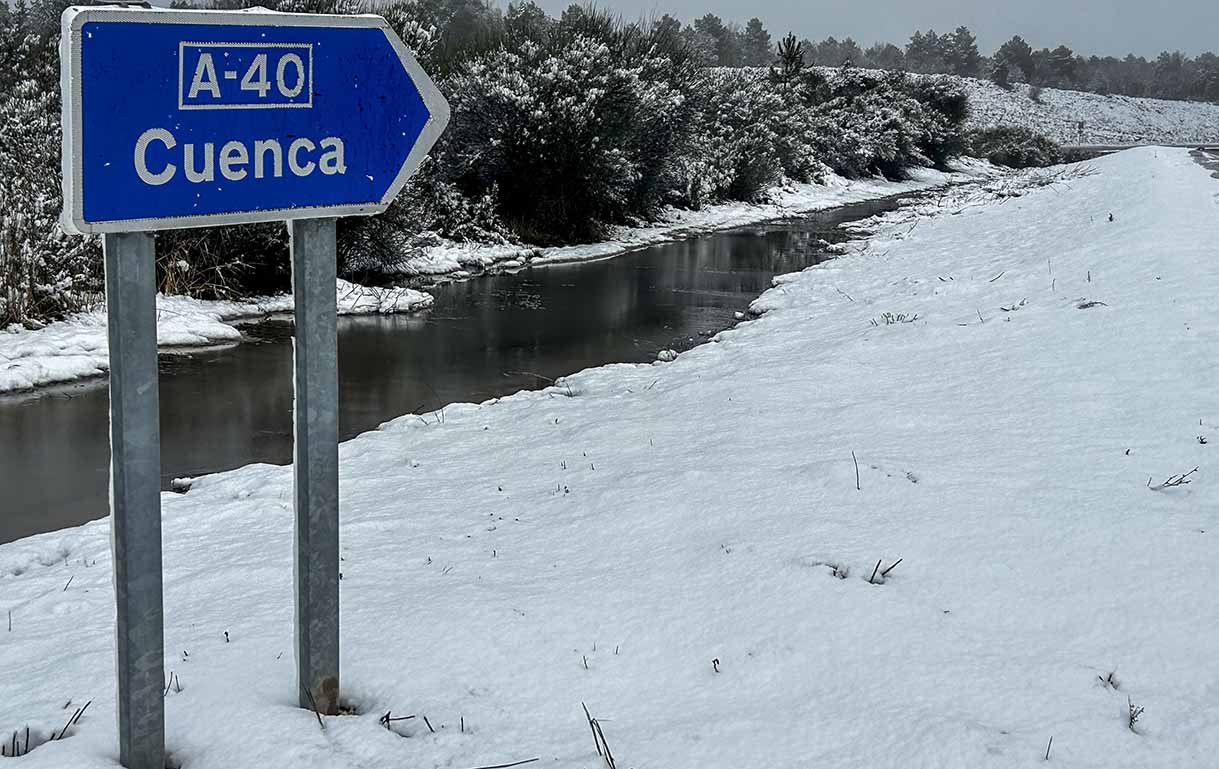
[682, 23, 718, 67]
[770, 32, 805, 86]
[1048, 44, 1077, 86]
[994, 35, 1035, 82]
[693, 13, 740, 67]
[945, 25, 980, 76]
[815, 36, 842, 66]
[865, 42, 905, 71]
[838, 37, 864, 67]
[990, 60, 1010, 88]
[740, 17, 772, 67]
[651, 13, 682, 40]
[1155, 51, 1187, 99]
[905, 29, 947, 73]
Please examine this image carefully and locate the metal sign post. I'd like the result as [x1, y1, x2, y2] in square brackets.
[290, 218, 340, 714]
[104, 232, 165, 769]
[60, 6, 448, 764]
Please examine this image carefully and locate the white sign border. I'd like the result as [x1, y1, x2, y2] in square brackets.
[60, 6, 451, 235]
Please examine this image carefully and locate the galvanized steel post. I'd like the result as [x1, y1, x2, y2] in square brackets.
[104, 231, 166, 769]
[290, 218, 341, 715]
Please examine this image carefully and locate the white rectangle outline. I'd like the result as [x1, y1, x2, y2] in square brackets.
[177, 41, 314, 111]
[60, 7, 451, 235]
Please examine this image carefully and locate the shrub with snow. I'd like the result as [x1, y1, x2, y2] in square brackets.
[442, 6, 696, 243]
[0, 80, 99, 325]
[968, 125, 1063, 168]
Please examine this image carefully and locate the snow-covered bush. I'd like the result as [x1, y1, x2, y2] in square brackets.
[678, 70, 784, 205]
[442, 6, 696, 242]
[968, 126, 1063, 168]
[0, 80, 99, 325]
[806, 67, 968, 179]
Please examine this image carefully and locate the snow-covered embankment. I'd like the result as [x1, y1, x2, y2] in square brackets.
[1, 148, 1216, 769]
[0, 280, 432, 393]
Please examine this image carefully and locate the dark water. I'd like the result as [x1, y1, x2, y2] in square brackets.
[0, 197, 903, 543]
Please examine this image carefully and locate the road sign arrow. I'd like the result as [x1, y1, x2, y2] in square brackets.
[61, 7, 450, 234]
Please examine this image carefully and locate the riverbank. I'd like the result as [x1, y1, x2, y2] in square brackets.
[2, 148, 1215, 769]
[401, 161, 994, 278]
[0, 163, 993, 395]
[0, 280, 433, 394]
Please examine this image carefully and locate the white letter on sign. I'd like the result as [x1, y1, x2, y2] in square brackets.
[318, 138, 346, 176]
[288, 138, 316, 177]
[134, 128, 177, 186]
[184, 142, 215, 183]
[220, 141, 249, 181]
[188, 53, 221, 100]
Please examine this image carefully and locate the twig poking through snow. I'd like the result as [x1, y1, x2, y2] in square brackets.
[581, 703, 601, 758]
[869, 560, 883, 584]
[1044, 736, 1053, 760]
[1148, 467, 1198, 490]
[852, 451, 860, 491]
[300, 684, 325, 731]
[881, 558, 903, 577]
[1128, 697, 1145, 732]
[581, 704, 617, 768]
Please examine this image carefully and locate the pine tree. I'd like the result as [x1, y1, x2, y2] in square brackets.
[1049, 44, 1077, 86]
[693, 13, 740, 67]
[740, 17, 772, 67]
[995, 35, 1035, 82]
[769, 33, 804, 85]
[991, 60, 1011, 88]
[865, 42, 905, 71]
[905, 29, 947, 74]
[946, 26, 980, 76]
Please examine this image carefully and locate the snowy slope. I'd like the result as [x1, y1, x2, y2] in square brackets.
[1, 148, 1216, 769]
[960, 78, 1219, 144]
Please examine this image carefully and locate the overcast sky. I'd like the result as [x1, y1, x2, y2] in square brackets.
[519, 0, 1217, 58]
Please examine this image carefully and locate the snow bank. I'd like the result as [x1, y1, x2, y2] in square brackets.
[960, 78, 1219, 144]
[382, 163, 998, 277]
[0, 280, 432, 394]
[2, 149, 1216, 769]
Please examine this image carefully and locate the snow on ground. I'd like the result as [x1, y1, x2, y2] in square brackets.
[2, 148, 1217, 769]
[378, 163, 995, 278]
[0, 280, 432, 394]
[960, 78, 1219, 145]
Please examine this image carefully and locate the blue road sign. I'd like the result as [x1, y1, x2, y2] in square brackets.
[60, 7, 449, 234]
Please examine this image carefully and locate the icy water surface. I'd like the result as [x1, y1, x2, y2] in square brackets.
[0, 197, 903, 543]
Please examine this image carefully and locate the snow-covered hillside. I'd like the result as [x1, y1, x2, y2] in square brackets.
[1, 148, 1215, 769]
[960, 78, 1219, 145]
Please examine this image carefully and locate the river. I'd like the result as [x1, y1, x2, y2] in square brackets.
[0, 196, 904, 543]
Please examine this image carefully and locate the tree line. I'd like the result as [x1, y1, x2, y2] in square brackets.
[662, 14, 1219, 103]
